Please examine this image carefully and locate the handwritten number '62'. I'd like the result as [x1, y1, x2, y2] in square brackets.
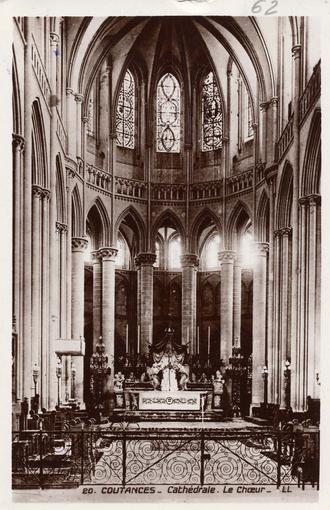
[252, 0, 278, 15]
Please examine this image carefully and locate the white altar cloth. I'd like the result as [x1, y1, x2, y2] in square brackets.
[139, 391, 205, 411]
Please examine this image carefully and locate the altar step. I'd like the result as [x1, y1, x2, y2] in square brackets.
[112, 409, 225, 422]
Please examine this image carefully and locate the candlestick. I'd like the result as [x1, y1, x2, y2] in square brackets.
[207, 325, 210, 356]
[137, 325, 140, 354]
[126, 324, 129, 353]
[197, 326, 199, 355]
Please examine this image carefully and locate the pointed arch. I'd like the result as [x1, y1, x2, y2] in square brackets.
[55, 155, 66, 224]
[114, 205, 146, 253]
[86, 197, 111, 250]
[190, 206, 222, 254]
[226, 200, 252, 249]
[31, 99, 49, 188]
[71, 185, 83, 238]
[256, 189, 270, 242]
[12, 49, 22, 135]
[276, 162, 293, 229]
[301, 108, 321, 197]
[151, 208, 185, 246]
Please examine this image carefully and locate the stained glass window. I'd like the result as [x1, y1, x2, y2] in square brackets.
[116, 69, 135, 149]
[202, 71, 223, 151]
[156, 73, 181, 153]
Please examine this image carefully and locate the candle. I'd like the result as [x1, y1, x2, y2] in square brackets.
[197, 326, 200, 355]
[207, 326, 210, 356]
[126, 324, 129, 353]
[149, 324, 152, 345]
[186, 326, 189, 345]
[137, 325, 140, 354]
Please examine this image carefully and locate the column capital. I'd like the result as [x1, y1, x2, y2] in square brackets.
[75, 93, 84, 103]
[254, 241, 269, 256]
[32, 184, 44, 199]
[42, 189, 51, 200]
[135, 252, 157, 267]
[274, 227, 292, 238]
[292, 44, 302, 59]
[219, 250, 236, 264]
[298, 196, 309, 207]
[270, 96, 279, 106]
[307, 194, 321, 206]
[91, 250, 102, 262]
[50, 32, 60, 45]
[56, 221, 68, 233]
[181, 253, 199, 268]
[99, 247, 118, 261]
[72, 237, 88, 252]
[259, 101, 269, 112]
[82, 115, 89, 124]
[12, 133, 25, 151]
[66, 87, 74, 97]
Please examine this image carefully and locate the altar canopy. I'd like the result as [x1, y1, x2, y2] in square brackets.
[148, 328, 189, 391]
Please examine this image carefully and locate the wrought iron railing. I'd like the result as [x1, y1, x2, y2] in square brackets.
[12, 428, 319, 490]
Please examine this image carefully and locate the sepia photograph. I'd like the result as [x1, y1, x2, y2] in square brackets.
[4, 0, 327, 504]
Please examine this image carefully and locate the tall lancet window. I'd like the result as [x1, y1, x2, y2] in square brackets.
[202, 71, 223, 151]
[156, 73, 181, 153]
[116, 69, 135, 149]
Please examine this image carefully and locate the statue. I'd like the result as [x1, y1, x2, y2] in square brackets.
[114, 372, 125, 392]
[213, 370, 224, 409]
[148, 326, 190, 391]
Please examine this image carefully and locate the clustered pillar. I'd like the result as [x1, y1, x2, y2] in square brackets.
[181, 254, 199, 353]
[100, 247, 118, 391]
[219, 250, 236, 364]
[135, 253, 156, 355]
[251, 242, 269, 407]
[71, 237, 88, 406]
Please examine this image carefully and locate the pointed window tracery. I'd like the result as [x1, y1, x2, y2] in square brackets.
[116, 69, 135, 149]
[156, 73, 181, 153]
[202, 71, 223, 151]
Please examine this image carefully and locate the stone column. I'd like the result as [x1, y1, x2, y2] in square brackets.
[297, 198, 308, 409]
[252, 242, 269, 406]
[219, 250, 236, 364]
[259, 102, 268, 164]
[31, 186, 43, 379]
[307, 195, 321, 399]
[49, 31, 60, 409]
[270, 97, 279, 162]
[273, 231, 281, 404]
[71, 237, 88, 405]
[233, 257, 242, 347]
[280, 228, 291, 408]
[181, 254, 199, 353]
[92, 250, 102, 350]
[290, 44, 302, 411]
[12, 135, 25, 399]
[66, 89, 76, 156]
[135, 253, 157, 355]
[266, 171, 276, 402]
[41, 190, 50, 409]
[99, 247, 117, 390]
[75, 93, 84, 159]
[23, 18, 33, 400]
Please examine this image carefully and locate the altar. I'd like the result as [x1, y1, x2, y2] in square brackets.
[112, 327, 225, 421]
[139, 391, 206, 411]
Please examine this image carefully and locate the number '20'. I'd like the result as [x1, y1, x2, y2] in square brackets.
[252, 0, 278, 15]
